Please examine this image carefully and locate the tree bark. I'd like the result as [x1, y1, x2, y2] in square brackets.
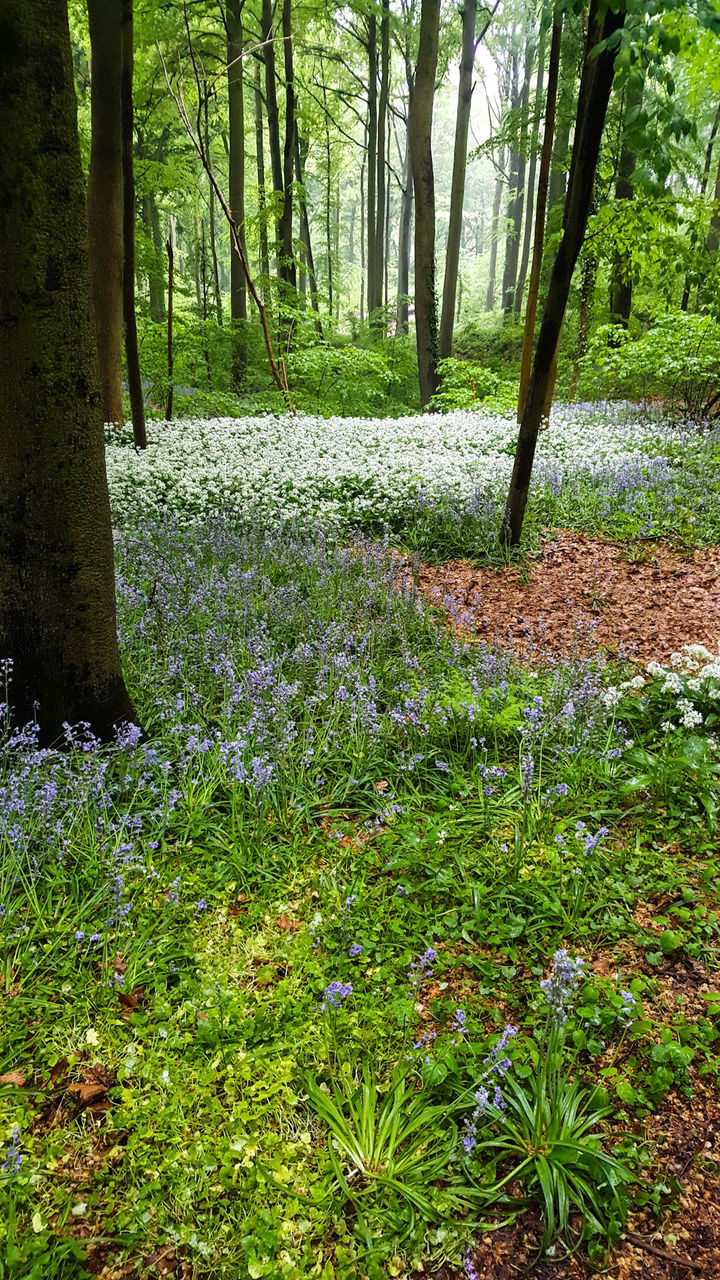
[517, 18, 561, 420]
[0, 0, 137, 741]
[513, 19, 546, 316]
[409, 0, 441, 408]
[609, 73, 643, 326]
[254, 60, 270, 282]
[502, 39, 533, 317]
[396, 125, 413, 335]
[280, 0, 296, 290]
[503, 0, 625, 545]
[226, 0, 248, 382]
[261, 0, 283, 274]
[706, 154, 720, 256]
[439, 0, 477, 358]
[166, 228, 174, 419]
[369, 0, 390, 331]
[681, 103, 720, 310]
[87, 0, 125, 427]
[366, 13, 379, 321]
[142, 192, 166, 322]
[121, 0, 147, 449]
[568, 248, 597, 399]
[485, 148, 505, 311]
[295, 126, 323, 332]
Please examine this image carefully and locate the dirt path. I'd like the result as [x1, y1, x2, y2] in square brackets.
[412, 532, 720, 664]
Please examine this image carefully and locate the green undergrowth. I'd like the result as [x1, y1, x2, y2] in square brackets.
[1, 517, 719, 1278]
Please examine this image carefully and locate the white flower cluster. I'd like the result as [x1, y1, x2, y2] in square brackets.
[105, 403, 671, 526]
[646, 644, 720, 731]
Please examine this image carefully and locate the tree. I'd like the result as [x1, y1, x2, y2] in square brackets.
[86, 0, 125, 427]
[121, 0, 147, 448]
[226, 0, 249, 381]
[439, 0, 478, 358]
[409, 0, 441, 407]
[0, 0, 138, 741]
[502, 0, 625, 545]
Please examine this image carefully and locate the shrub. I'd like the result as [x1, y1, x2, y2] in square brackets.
[578, 311, 720, 420]
[429, 358, 516, 414]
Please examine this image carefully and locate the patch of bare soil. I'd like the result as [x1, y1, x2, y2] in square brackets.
[409, 532, 720, 664]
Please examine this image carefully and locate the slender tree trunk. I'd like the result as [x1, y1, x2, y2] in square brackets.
[254, 61, 270, 282]
[295, 126, 323, 332]
[366, 14, 379, 321]
[261, 0, 283, 273]
[280, 0, 296, 290]
[396, 126, 413, 335]
[681, 103, 720, 310]
[87, 0, 124, 427]
[369, 0, 389, 331]
[323, 70, 334, 317]
[439, 0, 477, 358]
[409, 0, 441, 407]
[513, 19, 546, 315]
[203, 95, 223, 327]
[706, 154, 720, 256]
[360, 152, 366, 321]
[502, 41, 533, 317]
[517, 19, 561, 419]
[568, 248, 597, 399]
[485, 149, 505, 311]
[503, 0, 625, 545]
[121, 0, 147, 449]
[609, 74, 643, 326]
[227, 0, 247, 382]
[143, 192, 166, 322]
[0, 0, 137, 741]
[166, 228, 174, 419]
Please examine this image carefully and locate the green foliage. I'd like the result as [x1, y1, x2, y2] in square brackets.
[452, 318, 525, 369]
[428, 358, 516, 413]
[579, 312, 720, 419]
[288, 339, 418, 417]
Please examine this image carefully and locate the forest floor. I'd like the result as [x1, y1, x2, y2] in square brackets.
[3, 407, 720, 1280]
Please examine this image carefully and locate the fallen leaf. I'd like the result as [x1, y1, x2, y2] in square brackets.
[375, 779, 389, 793]
[0, 1071, 26, 1087]
[275, 913, 300, 932]
[67, 1082, 108, 1104]
[117, 985, 145, 1018]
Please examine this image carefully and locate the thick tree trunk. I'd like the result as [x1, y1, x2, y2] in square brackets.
[517, 18, 561, 419]
[503, 0, 625, 545]
[87, 0, 124, 427]
[485, 149, 505, 311]
[513, 20, 546, 316]
[439, 0, 477, 358]
[409, 0, 441, 408]
[227, 0, 247, 382]
[396, 128, 413, 335]
[609, 74, 643, 326]
[121, 0, 146, 449]
[0, 0, 137, 741]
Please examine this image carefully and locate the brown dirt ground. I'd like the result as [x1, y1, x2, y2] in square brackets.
[409, 531, 720, 664]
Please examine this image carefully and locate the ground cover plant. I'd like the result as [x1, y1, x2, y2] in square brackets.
[2, 404, 720, 1279]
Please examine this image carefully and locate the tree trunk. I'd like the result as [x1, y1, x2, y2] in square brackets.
[409, 0, 441, 408]
[517, 18, 561, 419]
[254, 61, 270, 282]
[121, 0, 147, 449]
[295, 126, 323, 332]
[513, 19, 546, 316]
[369, 0, 389, 331]
[227, 0, 247, 383]
[706, 154, 720, 256]
[261, 0, 283, 274]
[485, 149, 505, 311]
[439, 0, 477, 358]
[142, 192, 166, 322]
[681, 103, 720, 310]
[502, 41, 533, 317]
[396, 126, 413, 335]
[0, 0, 137, 741]
[87, 0, 124, 427]
[609, 73, 643, 326]
[366, 14, 378, 321]
[203, 95, 223, 326]
[166, 227, 174, 419]
[568, 248, 597, 399]
[280, 0, 296, 290]
[503, 0, 625, 545]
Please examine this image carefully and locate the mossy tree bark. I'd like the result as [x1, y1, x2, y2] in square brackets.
[0, 0, 138, 742]
[439, 0, 477, 358]
[87, 0, 125, 427]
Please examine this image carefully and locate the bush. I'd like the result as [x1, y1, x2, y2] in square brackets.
[578, 311, 720, 420]
[288, 339, 418, 417]
[452, 317, 525, 367]
[429, 358, 517, 414]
